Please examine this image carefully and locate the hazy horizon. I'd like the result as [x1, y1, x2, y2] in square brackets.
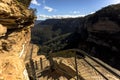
[30, 0, 120, 20]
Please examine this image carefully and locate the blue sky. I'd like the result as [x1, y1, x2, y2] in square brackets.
[30, 0, 120, 20]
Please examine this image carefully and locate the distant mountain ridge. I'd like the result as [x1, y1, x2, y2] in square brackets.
[34, 20, 43, 25]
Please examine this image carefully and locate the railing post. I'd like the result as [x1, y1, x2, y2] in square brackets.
[40, 58, 43, 70]
[75, 53, 79, 80]
[48, 51, 55, 71]
[30, 59, 36, 80]
[35, 61, 38, 70]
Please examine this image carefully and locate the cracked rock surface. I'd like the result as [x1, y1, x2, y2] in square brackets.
[0, 0, 35, 80]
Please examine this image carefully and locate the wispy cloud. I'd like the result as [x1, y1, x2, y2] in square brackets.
[111, 0, 120, 4]
[72, 11, 81, 14]
[31, 0, 41, 6]
[42, 0, 54, 12]
[90, 12, 95, 14]
[38, 14, 85, 20]
[44, 6, 54, 12]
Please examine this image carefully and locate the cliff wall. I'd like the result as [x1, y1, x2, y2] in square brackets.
[0, 0, 35, 80]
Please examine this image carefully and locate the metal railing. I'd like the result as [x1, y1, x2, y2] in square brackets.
[26, 48, 120, 80]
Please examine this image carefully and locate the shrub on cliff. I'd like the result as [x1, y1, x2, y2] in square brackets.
[17, 0, 32, 7]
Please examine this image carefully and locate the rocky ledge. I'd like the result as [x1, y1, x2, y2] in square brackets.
[0, 0, 35, 80]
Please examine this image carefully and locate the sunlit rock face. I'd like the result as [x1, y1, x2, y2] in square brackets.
[0, 24, 7, 37]
[0, 0, 35, 80]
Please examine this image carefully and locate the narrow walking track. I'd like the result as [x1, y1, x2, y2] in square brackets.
[26, 48, 120, 80]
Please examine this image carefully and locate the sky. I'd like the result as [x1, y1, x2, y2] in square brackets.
[30, 0, 120, 20]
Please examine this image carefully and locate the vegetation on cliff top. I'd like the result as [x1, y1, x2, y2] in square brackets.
[86, 4, 120, 26]
[17, 0, 32, 7]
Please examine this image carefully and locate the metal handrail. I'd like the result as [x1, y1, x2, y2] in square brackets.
[33, 49, 120, 80]
[72, 49, 120, 79]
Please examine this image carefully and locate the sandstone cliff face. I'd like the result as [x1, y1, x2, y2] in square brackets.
[0, 0, 35, 80]
[84, 4, 120, 70]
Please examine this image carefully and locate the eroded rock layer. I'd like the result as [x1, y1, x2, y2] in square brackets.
[0, 0, 35, 80]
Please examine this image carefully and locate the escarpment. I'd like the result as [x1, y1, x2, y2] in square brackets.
[84, 4, 120, 70]
[0, 0, 35, 80]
